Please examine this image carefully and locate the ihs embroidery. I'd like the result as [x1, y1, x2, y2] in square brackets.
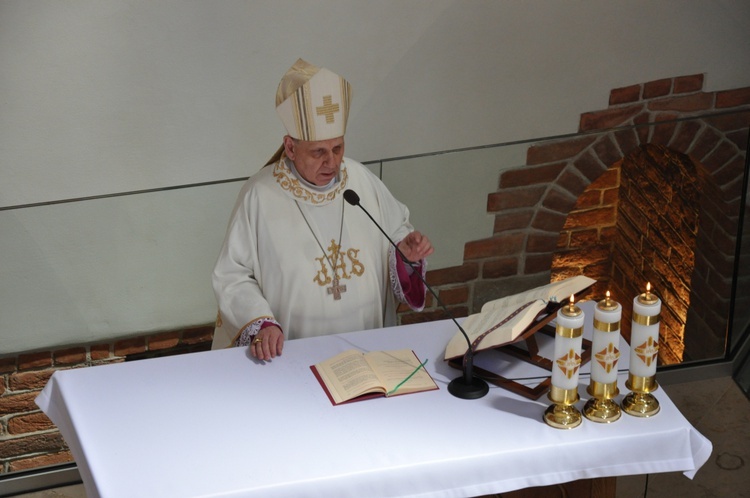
[313, 240, 364, 287]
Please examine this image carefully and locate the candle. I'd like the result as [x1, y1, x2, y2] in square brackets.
[551, 295, 585, 391]
[591, 291, 622, 385]
[630, 283, 661, 378]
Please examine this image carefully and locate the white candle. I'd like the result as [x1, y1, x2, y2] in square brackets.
[552, 295, 585, 391]
[630, 283, 661, 378]
[591, 291, 622, 385]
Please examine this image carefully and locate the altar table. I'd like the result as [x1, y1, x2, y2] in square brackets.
[36, 303, 711, 498]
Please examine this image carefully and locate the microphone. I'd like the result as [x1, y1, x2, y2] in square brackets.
[344, 189, 489, 399]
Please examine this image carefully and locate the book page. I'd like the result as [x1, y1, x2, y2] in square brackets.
[364, 350, 437, 395]
[315, 350, 384, 404]
[444, 275, 595, 360]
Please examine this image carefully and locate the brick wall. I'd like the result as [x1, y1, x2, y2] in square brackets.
[400, 74, 750, 367]
[0, 325, 212, 474]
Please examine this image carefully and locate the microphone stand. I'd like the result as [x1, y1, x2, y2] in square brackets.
[344, 190, 489, 399]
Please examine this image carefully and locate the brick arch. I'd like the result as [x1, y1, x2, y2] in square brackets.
[399, 74, 749, 325]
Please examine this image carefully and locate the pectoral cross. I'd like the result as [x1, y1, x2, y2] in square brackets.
[327, 277, 347, 300]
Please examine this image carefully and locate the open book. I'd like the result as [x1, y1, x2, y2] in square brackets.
[311, 349, 438, 405]
[444, 275, 595, 360]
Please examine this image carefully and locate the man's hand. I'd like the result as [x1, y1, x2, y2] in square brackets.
[251, 325, 284, 361]
[397, 231, 434, 263]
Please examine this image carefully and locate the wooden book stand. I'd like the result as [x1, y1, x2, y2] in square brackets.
[448, 301, 592, 400]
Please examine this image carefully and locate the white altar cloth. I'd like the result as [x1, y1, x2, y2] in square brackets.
[36, 302, 712, 498]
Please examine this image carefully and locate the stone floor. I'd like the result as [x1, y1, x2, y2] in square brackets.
[10, 376, 749, 498]
[615, 375, 749, 498]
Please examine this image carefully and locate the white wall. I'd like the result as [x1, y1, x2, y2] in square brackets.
[2, 0, 749, 207]
[1, 0, 749, 353]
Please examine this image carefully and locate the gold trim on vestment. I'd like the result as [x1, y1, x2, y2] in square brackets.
[273, 154, 348, 205]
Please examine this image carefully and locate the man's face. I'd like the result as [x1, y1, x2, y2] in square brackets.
[284, 136, 345, 186]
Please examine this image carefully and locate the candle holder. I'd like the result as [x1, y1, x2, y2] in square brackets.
[544, 297, 584, 429]
[584, 292, 622, 423]
[623, 284, 660, 418]
[622, 373, 660, 417]
[544, 385, 582, 429]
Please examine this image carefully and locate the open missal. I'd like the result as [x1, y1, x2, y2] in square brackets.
[444, 275, 595, 360]
[311, 349, 438, 405]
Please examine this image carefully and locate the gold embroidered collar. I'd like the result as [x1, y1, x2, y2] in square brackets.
[272, 153, 348, 206]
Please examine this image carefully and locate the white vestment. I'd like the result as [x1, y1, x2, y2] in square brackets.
[211, 155, 424, 349]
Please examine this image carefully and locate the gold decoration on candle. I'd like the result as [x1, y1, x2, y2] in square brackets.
[544, 295, 584, 429]
[622, 283, 661, 418]
[584, 291, 622, 423]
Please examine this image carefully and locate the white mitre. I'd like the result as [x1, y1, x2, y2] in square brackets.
[275, 58, 352, 141]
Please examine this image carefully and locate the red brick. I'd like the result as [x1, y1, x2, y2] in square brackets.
[542, 187, 577, 214]
[668, 120, 702, 155]
[573, 150, 607, 182]
[8, 450, 74, 472]
[487, 185, 546, 211]
[650, 113, 679, 146]
[9, 369, 55, 391]
[564, 207, 616, 230]
[148, 331, 180, 351]
[181, 325, 214, 345]
[643, 78, 672, 99]
[54, 347, 87, 366]
[530, 209, 567, 232]
[18, 352, 52, 371]
[499, 162, 565, 188]
[647, 93, 714, 112]
[8, 412, 56, 435]
[574, 190, 603, 210]
[634, 112, 651, 144]
[114, 337, 147, 357]
[524, 253, 553, 274]
[610, 84, 641, 105]
[569, 229, 600, 248]
[426, 263, 479, 286]
[526, 233, 559, 253]
[493, 210, 534, 234]
[556, 169, 589, 196]
[90, 344, 111, 361]
[464, 233, 525, 260]
[437, 286, 469, 306]
[0, 392, 40, 417]
[591, 165, 620, 190]
[600, 226, 617, 244]
[579, 104, 643, 132]
[673, 74, 704, 94]
[715, 86, 750, 108]
[0, 432, 66, 460]
[593, 134, 623, 167]
[614, 128, 640, 157]
[526, 136, 596, 165]
[482, 258, 519, 278]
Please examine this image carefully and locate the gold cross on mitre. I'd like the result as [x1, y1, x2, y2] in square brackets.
[316, 95, 340, 123]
